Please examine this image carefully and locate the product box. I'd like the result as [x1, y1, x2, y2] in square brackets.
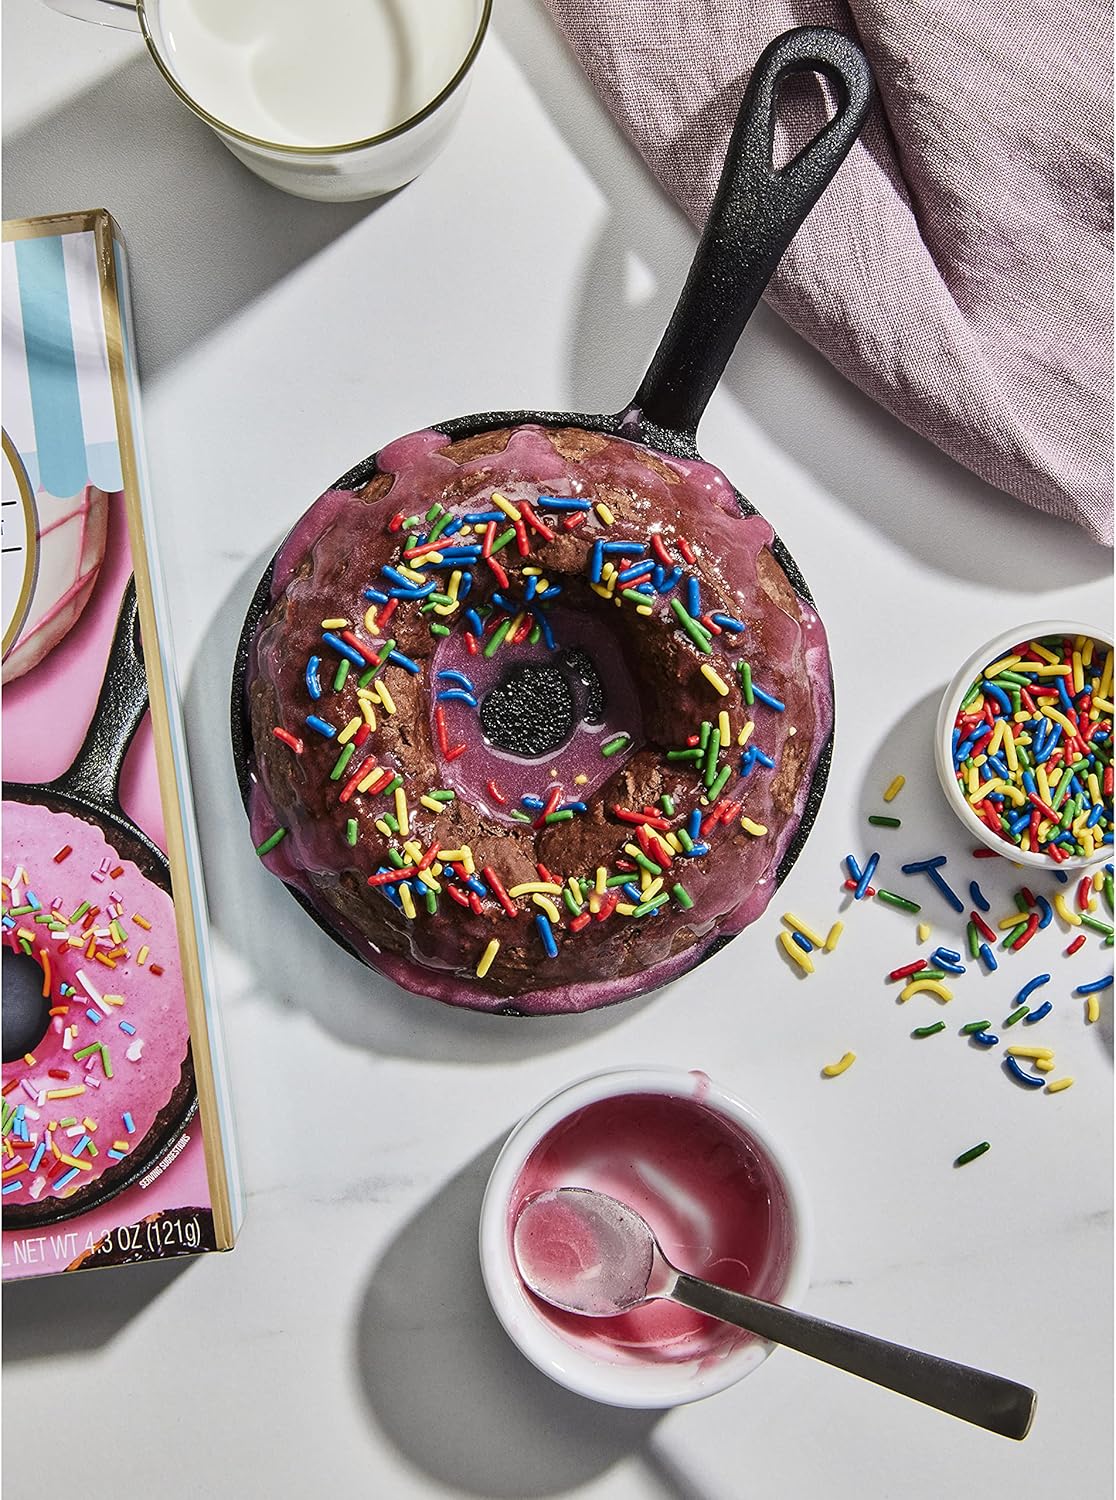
[1, 210, 242, 1277]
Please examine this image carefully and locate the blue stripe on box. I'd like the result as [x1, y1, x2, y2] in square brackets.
[14, 236, 87, 497]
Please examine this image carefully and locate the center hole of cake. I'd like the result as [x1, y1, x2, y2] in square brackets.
[480, 650, 604, 761]
[2, 947, 52, 1063]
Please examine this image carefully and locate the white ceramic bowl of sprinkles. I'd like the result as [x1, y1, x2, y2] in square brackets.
[934, 620, 1114, 873]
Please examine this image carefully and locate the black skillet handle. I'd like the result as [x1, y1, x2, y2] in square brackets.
[49, 576, 149, 814]
[631, 27, 873, 441]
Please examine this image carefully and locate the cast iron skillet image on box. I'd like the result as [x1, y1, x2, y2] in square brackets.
[232, 28, 874, 1016]
[3, 580, 197, 1227]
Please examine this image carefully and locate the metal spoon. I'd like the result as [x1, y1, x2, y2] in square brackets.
[513, 1188, 1036, 1440]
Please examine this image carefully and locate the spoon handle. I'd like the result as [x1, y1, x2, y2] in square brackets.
[671, 1273, 1036, 1441]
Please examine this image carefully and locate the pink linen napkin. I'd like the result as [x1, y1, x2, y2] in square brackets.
[544, 1, 1114, 545]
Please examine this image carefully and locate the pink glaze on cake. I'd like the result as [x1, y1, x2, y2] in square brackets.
[246, 422, 833, 1014]
[1, 802, 189, 1209]
[507, 1090, 796, 1367]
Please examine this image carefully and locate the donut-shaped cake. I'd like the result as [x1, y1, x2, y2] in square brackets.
[246, 424, 833, 1014]
[2, 801, 192, 1217]
[2, 485, 109, 684]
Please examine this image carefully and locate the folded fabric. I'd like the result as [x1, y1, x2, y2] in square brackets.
[544, 1, 1113, 545]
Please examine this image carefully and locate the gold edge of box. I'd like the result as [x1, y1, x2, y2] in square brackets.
[3, 210, 105, 242]
[95, 212, 236, 1251]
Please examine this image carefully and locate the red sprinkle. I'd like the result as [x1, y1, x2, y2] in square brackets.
[149, 964, 164, 976]
[445, 743, 468, 763]
[1067, 933, 1087, 955]
[513, 519, 530, 556]
[594, 893, 620, 922]
[379, 598, 398, 629]
[613, 806, 670, 830]
[464, 632, 479, 656]
[352, 724, 372, 748]
[417, 842, 441, 871]
[536, 862, 559, 885]
[482, 866, 517, 918]
[678, 536, 696, 564]
[562, 512, 585, 530]
[569, 913, 592, 932]
[367, 867, 412, 887]
[486, 557, 510, 590]
[481, 521, 496, 558]
[272, 727, 304, 755]
[889, 960, 930, 981]
[109, 867, 124, 879]
[972, 847, 999, 859]
[486, 781, 508, 806]
[446, 884, 470, 908]
[843, 879, 876, 897]
[650, 532, 674, 567]
[1007, 913, 1039, 951]
[1077, 876, 1093, 911]
[339, 758, 374, 803]
[47, 1069, 69, 1079]
[434, 706, 450, 756]
[387, 512, 405, 532]
[971, 911, 997, 943]
[518, 501, 554, 541]
[53, 846, 73, 863]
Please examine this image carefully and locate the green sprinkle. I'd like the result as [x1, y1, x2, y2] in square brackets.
[346, 818, 359, 846]
[427, 510, 452, 543]
[676, 828, 694, 852]
[660, 794, 675, 817]
[7, 904, 33, 917]
[544, 809, 575, 824]
[255, 828, 287, 856]
[528, 624, 541, 645]
[739, 661, 754, 705]
[633, 894, 670, 917]
[602, 734, 630, 757]
[425, 502, 443, 522]
[1001, 921, 1028, 948]
[703, 727, 721, 787]
[358, 637, 395, 685]
[875, 888, 921, 913]
[672, 883, 693, 910]
[868, 815, 901, 828]
[1004, 1004, 1029, 1027]
[961, 1019, 992, 1035]
[428, 789, 455, 802]
[912, 1021, 947, 1037]
[100, 1047, 113, 1079]
[967, 921, 980, 959]
[622, 588, 655, 606]
[630, 851, 662, 876]
[381, 776, 403, 797]
[910, 968, 947, 981]
[510, 810, 532, 823]
[386, 849, 406, 868]
[425, 890, 439, 914]
[484, 618, 514, 658]
[699, 721, 711, 751]
[563, 888, 583, 916]
[330, 742, 356, 780]
[70, 901, 91, 921]
[667, 748, 703, 761]
[333, 658, 350, 691]
[382, 813, 400, 834]
[707, 763, 733, 800]
[490, 525, 517, 553]
[606, 874, 633, 888]
[960, 684, 982, 710]
[669, 598, 713, 653]
[1080, 914, 1115, 937]
[1013, 891, 1031, 913]
[954, 1141, 991, 1168]
[429, 623, 451, 637]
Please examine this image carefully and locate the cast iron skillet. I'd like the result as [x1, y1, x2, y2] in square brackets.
[3, 580, 197, 1227]
[231, 27, 874, 996]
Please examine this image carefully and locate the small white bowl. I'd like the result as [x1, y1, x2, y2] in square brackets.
[934, 620, 1113, 872]
[478, 1067, 812, 1409]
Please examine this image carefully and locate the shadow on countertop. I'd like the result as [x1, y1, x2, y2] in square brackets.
[351, 1137, 712, 1499]
[2, 1254, 191, 1362]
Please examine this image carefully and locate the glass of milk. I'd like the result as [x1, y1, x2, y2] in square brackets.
[46, 0, 491, 200]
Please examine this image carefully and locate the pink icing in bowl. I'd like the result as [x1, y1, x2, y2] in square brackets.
[479, 1067, 811, 1408]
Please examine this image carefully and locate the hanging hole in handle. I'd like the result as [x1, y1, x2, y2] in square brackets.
[770, 67, 843, 173]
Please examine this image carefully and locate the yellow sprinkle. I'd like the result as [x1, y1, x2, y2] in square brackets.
[374, 680, 396, 715]
[1001, 723, 1018, 771]
[778, 930, 814, 974]
[1093, 868, 1105, 891]
[102, 995, 123, 1007]
[985, 653, 1021, 676]
[899, 978, 953, 1003]
[82, 1117, 97, 1131]
[1036, 763, 1051, 803]
[438, 849, 469, 865]
[782, 912, 826, 948]
[917, 922, 931, 944]
[968, 778, 1005, 805]
[374, 819, 393, 838]
[1030, 640, 1060, 663]
[137, 945, 149, 965]
[476, 939, 500, 979]
[509, 881, 562, 898]
[987, 719, 1006, 756]
[1094, 695, 1115, 714]
[22, 1053, 36, 1066]
[1086, 994, 1101, 1023]
[364, 605, 379, 632]
[595, 866, 608, 895]
[397, 563, 427, 584]
[740, 817, 767, 836]
[665, 832, 683, 852]
[398, 884, 417, 920]
[822, 1051, 856, 1078]
[336, 716, 362, 745]
[1033, 1057, 1056, 1073]
[883, 775, 905, 803]
[491, 492, 521, 521]
[966, 764, 979, 796]
[532, 894, 561, 922]
[1053, 893, 1082, 927]
[636, 604, 653, 617]
[1071, 650, 1084, 694]
[58, 1153, 92, 1171]
[574, 773, 588, 786]
[111, 1140, 130, 1152]
[1099, 649, 1113, 698]
[359, 697, 377, 730]
[594, 502, 614, 526]
[824, 920, 844, 951]
[1043, 707, 1078, 739]
[1087, 772, 1102, 805]
[132, 914, 152, 931]
[320, 617, 349, 630]
[701, 664, 730, 697]
[718, 710, 731, 747]
[419, 795, 444, 814]
[1045, 1076, 1075, 1093]
[738, 721, 754, 747]
[355, 768, 380, 793]
[1006, 1045, 1055, 1060]
[393, 787, 409, 837]
[45, 1087, 85, 1100]
[642, 877, 664, 902]
[616, 902, 638, 916]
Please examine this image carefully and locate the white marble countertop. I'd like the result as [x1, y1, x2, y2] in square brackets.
[3, 3, 1112, 1496]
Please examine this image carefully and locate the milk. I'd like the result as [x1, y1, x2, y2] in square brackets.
[155, 0, 481, 146]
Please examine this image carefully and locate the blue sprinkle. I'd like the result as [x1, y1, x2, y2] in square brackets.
[536, 585, 562, 601]
[978, 943, 997, 971]
[685, 577, 701, 618]
[389, 582, 436, 600]
[531, 608, 557, 649]
[686, 842, 711, 857]
[535, 495, 591, 511]
[792, 932, 813, 953]
[86, 1008, 102, 1024]
[933, 947, 962, 964]
[535, 913, 558, 958]
[2, 1181, 25, 1195]
[617, 561, 654, 585]
[119, 1021, 137, 1035]
[711, 614, 745, 632]
[1022, 999, 1053, 1024]
[1034, 895, 1053, 929]
[1004, 1055, 1046, 1088]
[306, 656, 323, 700]
[123, 1111, 136, 1134]
[622, 882, 642, 903]
[845, 853, 863, 882]
[362, 588, 389, 604]
[306, 715, 337, 739]
[53, 1167, 81, 1189]
[463, 876, 487, 898]
[457, 572, 473, 600]
[462, 510, 504, 523]
[655, 566, 683, 594]
[387, 650, 420, 674]
[935, 957, 967, 975]
[441, 517, 465, 538]
[969, 880, 990, 912]
[688, 809, 703, 839]
[1087, 803, 1106, 828]
[522, 795, 545, 810]
[981, 680, 1012, 714]
[1075, 975, 1113, 995]
[437, 670, 475, 691]
[107, 1149, 127, 1161]
[855, 852, 880, 901]
[971, 1030, 999, 1047]
[29, 1142, 45, 1172]
[589, 541, 603, 583]
[464, 609, 484, 637]
[601, 541, 645, 555]
[751, 686, 786, 712]
[321, 632, 367, 667]
[560, 802, 588, 813]
[73, 1134, 92, 1157]
[1015, 974, 1051, 1005]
